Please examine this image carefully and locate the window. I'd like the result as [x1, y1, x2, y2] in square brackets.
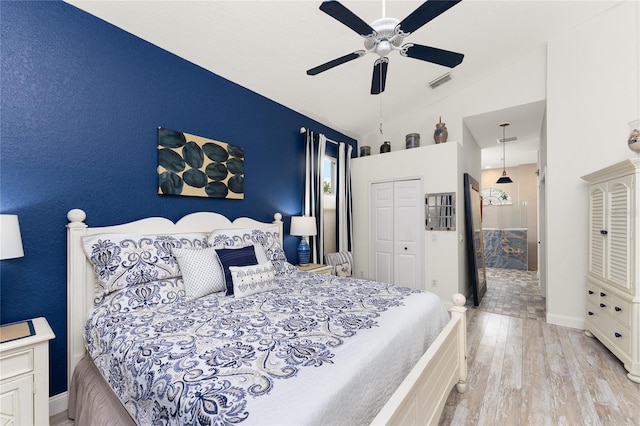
[323, 157, 336, 195]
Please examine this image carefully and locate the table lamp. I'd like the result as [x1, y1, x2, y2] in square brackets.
[1, 215, 24, 260]
[290, 216, 317, 265]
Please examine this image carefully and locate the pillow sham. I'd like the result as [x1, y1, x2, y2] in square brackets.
[92, 277, 185, 314]
[215, 245, 258, 296]
[173, 246, 226, 300]
[208, 226, 296, 276]
[229, 261, 278, 298]
[82, 233, 208, 297]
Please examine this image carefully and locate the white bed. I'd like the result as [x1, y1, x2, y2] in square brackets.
[66, 209, 467, 425]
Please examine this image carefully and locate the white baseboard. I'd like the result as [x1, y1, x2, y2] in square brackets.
[546, 313, 585, 330]
[50, 392, 68, 416]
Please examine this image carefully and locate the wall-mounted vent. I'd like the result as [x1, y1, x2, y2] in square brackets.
[428, 72, 451, 89]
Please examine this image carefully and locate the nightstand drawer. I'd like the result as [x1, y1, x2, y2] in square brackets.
[297, 264, 333, 275]
[0, 349, 33, 381]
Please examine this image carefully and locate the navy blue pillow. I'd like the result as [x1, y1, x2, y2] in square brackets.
[216, 245, 258, 296]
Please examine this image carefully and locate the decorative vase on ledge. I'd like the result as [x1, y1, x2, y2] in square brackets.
[406, 133, 420, 149]
[434, 116, 448, 144]
[360, 146, 371, 156]
[380, 141, 391, 153]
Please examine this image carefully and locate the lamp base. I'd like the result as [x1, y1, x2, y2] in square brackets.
[297, 237, 310, 265]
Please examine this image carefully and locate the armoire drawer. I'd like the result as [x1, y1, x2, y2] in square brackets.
[590, 314, 632, 359]
[608, 293, 632, 327]
[586, 282, 599, 305]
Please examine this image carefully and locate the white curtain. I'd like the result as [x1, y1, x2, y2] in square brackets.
[303, 130, 326, 264]
[336, 142, 353, 252]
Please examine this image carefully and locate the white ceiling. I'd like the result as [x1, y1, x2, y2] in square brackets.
[64, 0, 620, 167]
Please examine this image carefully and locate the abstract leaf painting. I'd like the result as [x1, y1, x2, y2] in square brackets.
[157, 127, 244, 199]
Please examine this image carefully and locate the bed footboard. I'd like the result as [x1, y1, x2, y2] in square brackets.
[371, 293, 467, 426]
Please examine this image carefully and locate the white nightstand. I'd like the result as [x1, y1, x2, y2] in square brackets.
[297, 263, 333, 275]
[0, 317, 55, 426]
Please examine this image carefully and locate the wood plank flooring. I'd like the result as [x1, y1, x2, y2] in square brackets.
[439, 308, 640, 425]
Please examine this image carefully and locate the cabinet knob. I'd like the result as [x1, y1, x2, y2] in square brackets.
[615, 332, 622, 338]
[588, 290, 594, 295]
[588, 311, 594, 316]
[600, 303, 606, 308]
[600, 230, 608, 235]
[404, 247, 408, 251]
[600, 292, 606, 297]
[615, 306, 622, 312]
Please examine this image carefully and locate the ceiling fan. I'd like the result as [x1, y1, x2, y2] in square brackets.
[307, 0, 465, 95]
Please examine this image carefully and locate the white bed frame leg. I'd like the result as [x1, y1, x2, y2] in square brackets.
[450, 293, 467, 394]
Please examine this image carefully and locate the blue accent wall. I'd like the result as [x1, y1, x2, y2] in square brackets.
[0, 1, 356, 396]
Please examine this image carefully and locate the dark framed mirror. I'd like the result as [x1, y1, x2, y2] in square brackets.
[463, 173, 487, 306]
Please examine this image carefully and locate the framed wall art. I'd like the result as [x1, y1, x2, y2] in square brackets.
[157, 127, 244, 199]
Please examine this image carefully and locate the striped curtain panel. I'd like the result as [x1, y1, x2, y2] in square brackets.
[336, 142, 353, 252]
[303, 130, 326, 264]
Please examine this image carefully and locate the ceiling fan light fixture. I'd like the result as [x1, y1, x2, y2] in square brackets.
[496, 122, 513, 184]
[428, 72, 451, 89]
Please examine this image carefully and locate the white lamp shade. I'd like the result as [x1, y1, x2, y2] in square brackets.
[290, 216, 317, 237]
[1, 215, 24, 260]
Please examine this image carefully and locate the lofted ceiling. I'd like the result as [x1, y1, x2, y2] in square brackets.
[64, 0, 621, 167]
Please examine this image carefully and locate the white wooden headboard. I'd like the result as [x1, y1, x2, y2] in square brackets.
[66, 208, 284, 388]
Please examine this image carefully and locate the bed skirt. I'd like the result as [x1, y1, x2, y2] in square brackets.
[68, 356, 136, 426]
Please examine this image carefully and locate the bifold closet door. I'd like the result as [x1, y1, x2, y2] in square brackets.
[371, 179, 422, 289]
[371, 182, 394, 284]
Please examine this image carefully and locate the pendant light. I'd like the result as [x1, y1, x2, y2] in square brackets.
[496, 122, 513, 184]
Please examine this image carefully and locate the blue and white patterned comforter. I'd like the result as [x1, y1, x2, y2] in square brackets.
[85, 271, 449, 425]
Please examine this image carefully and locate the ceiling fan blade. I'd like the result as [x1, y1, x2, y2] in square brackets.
[320, 1, 376, 37]
[370, 57, 389, 95]
[398, 0, 462, 35]
[307, 51, 365, 76]
[402, 44, 464, 68]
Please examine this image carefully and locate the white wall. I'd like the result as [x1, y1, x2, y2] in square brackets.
[545, 1, 640, 328]
[357, 46, 547, 152]
[351, 139, 480, 304]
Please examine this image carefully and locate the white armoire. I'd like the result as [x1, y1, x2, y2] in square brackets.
[370, 179, 422, 289]
[582, 158, 640, 383]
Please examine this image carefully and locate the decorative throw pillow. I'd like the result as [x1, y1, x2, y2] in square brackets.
[335, 262, 352, 278]
[229, 261, 278, 298]
[82, 233, 207, 297]
[173, 247, 226, 300]
[215, 245, 258, 296]
[208, 227, 297, 276]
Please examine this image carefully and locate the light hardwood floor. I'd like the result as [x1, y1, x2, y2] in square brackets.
[439, 307, 640, 425]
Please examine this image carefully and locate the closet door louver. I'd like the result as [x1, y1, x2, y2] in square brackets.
[589, 185, 606, 280]
[607, 176, 633, 291]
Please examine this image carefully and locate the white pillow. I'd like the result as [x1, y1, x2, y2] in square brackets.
[173, 246, 226, 300]
[229, 261, 278, 298]
[335, 262, 352, 277]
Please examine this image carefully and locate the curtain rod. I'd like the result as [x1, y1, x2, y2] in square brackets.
[299, 127, 340, 146]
